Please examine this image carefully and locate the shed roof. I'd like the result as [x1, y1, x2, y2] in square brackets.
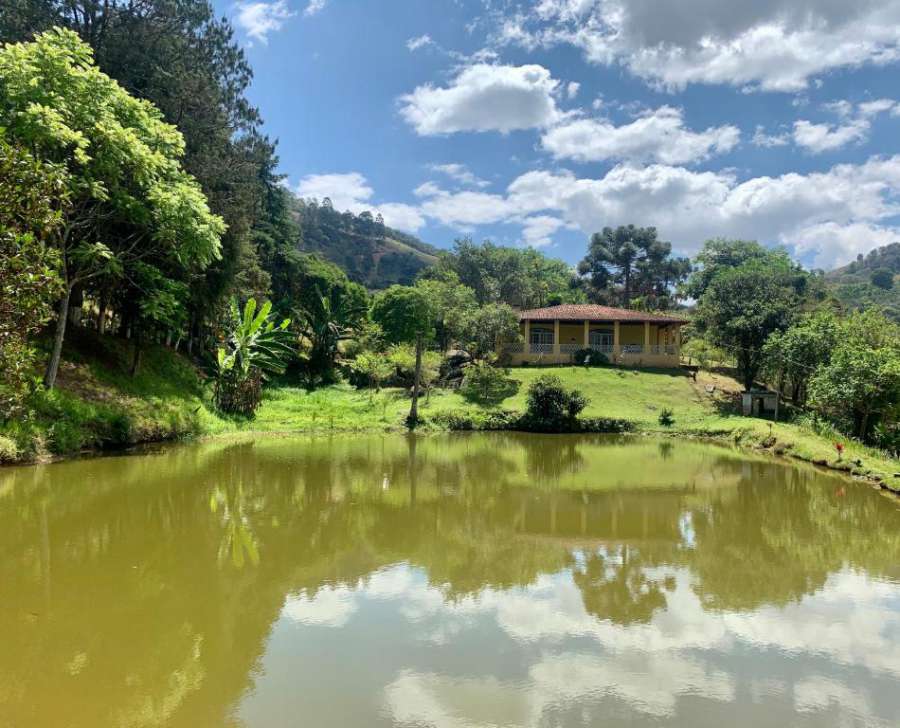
[518, 304, 688, 324]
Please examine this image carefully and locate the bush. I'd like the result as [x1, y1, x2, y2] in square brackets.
[0, 435, 18, 463]
[459, 362, 519, 406]
[658, 408, 675, 427]
[573, 348, 609, 367]
[523, 375, 589, 430]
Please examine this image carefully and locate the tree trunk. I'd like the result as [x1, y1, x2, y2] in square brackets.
[97, 298, 107, 335]
[130, 330, 142, 377]
[407, 332, 423, 428]
[43, 285, 71, 389]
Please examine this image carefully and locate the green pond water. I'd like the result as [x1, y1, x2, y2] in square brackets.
[1, 433, 899, 727]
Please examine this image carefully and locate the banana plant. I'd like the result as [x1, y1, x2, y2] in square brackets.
[214, 298, 293, 414]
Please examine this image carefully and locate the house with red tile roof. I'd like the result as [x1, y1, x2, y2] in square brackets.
[498, 304, 688, 367]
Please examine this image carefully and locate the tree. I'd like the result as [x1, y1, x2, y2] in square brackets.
[763, 310, 840, 404]
[371, 286, 434, 425]
[349, 352, 393, 397]
[0, 137, 65, 415]
[414, 275, 477, 351]
[871, 268, 894, 290]
[0, 29, 224, 387]
[371, 286, 434, 345]
[695, 260, 796, 391]
[428, 238, 583, 308]
[578, 225, 687, 308]
[686, 238, 803, 300]
[461, 303, 521, 359]
[1, 1, 285, 360]
[808, 310, 900, 440]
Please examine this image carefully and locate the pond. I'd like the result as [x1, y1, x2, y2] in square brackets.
[1, 433, 898, 727]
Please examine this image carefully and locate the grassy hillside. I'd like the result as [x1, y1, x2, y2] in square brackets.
[292, 197, 439, 288]
[826, 242, 900, 320]
[0, 329, 229, 463]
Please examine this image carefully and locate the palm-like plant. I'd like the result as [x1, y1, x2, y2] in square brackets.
[294, 288, 365, 386]
[214, 298, 293, 415]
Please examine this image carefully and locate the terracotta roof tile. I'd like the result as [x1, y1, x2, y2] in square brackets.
[518, 304, 688, 324]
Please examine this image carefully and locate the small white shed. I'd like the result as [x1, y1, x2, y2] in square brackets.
[742, 389, 780, 419]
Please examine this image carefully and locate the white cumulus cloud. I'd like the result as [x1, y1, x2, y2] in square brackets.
[399, 63, 564, 135]
[541, 106, 739, 165]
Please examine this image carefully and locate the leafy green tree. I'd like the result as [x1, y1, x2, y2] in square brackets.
[808, 310, 900, 440]
[763, 310, 840, 404]
[414, 275, 477, 351]
[0, 136, 65, 415]
[1, 1, 286, 358]
[371, 286, 434, 345]
[685, 238, 812, 300]
[695, 260, 796, 391]
[459, 362, 518, 406]
[371, 286, 434, 425]
[214, 298, 292, 415]
[461, 303, 521, 359]
[349, 352, 393, 396]
[429, 238, 583, 308]
[0, 29, 224, 387]
[871, 268, 894, 290]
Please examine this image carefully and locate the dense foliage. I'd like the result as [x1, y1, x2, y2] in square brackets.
[825, 243, 900, 321]
[0, 137, 65, 413]
[427, 237, 585, 308]
[579, 225, 691, 310]
[522, 375, 589, 430]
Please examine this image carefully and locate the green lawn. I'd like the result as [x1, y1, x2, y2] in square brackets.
[4, 339, 898, 489]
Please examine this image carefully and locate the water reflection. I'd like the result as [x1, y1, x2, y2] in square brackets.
[0, 433, 897, 727]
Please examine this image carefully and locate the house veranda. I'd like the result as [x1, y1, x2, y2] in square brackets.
[498, 304, 686, 367]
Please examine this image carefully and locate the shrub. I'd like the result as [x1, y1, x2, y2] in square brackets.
[459, 362, 518, 405]
[658, 408, 675, 427]
[573, 348, 609, 367]
[523, 375, 589, 430]
[0, 435, 18, 463]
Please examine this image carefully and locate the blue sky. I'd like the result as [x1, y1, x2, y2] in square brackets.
[216, 0, 900, 269]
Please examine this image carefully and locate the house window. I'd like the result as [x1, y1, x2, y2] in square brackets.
[589, 329, 613, 347]
[530, 327, 554, 345]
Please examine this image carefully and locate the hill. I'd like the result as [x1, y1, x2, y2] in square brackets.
[291, 197, 439, 289]
[825, 242, 900, 320]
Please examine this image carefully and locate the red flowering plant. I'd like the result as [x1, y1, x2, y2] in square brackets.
[834, 442, 845, 461]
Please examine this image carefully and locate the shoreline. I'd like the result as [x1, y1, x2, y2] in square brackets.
[5, 419, 898, 497]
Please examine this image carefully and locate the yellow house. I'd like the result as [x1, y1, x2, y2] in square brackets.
[499, 304, 687, 367]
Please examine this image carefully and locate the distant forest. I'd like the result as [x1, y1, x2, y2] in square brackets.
[825, 243, 900, 321]
[293, 198, 438, 289]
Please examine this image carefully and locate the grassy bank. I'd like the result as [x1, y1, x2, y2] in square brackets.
[3, 334, 898, 490]
[0, 330, 230, 462]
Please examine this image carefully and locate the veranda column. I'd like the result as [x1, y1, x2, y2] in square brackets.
[553, 319, 560, 359]
[524, 319, 530, 354]
[613, 320, 620, 355]
[644, 321, 650, 352]
[675, 325, 681, 355]
[583, 320, 589, 347]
